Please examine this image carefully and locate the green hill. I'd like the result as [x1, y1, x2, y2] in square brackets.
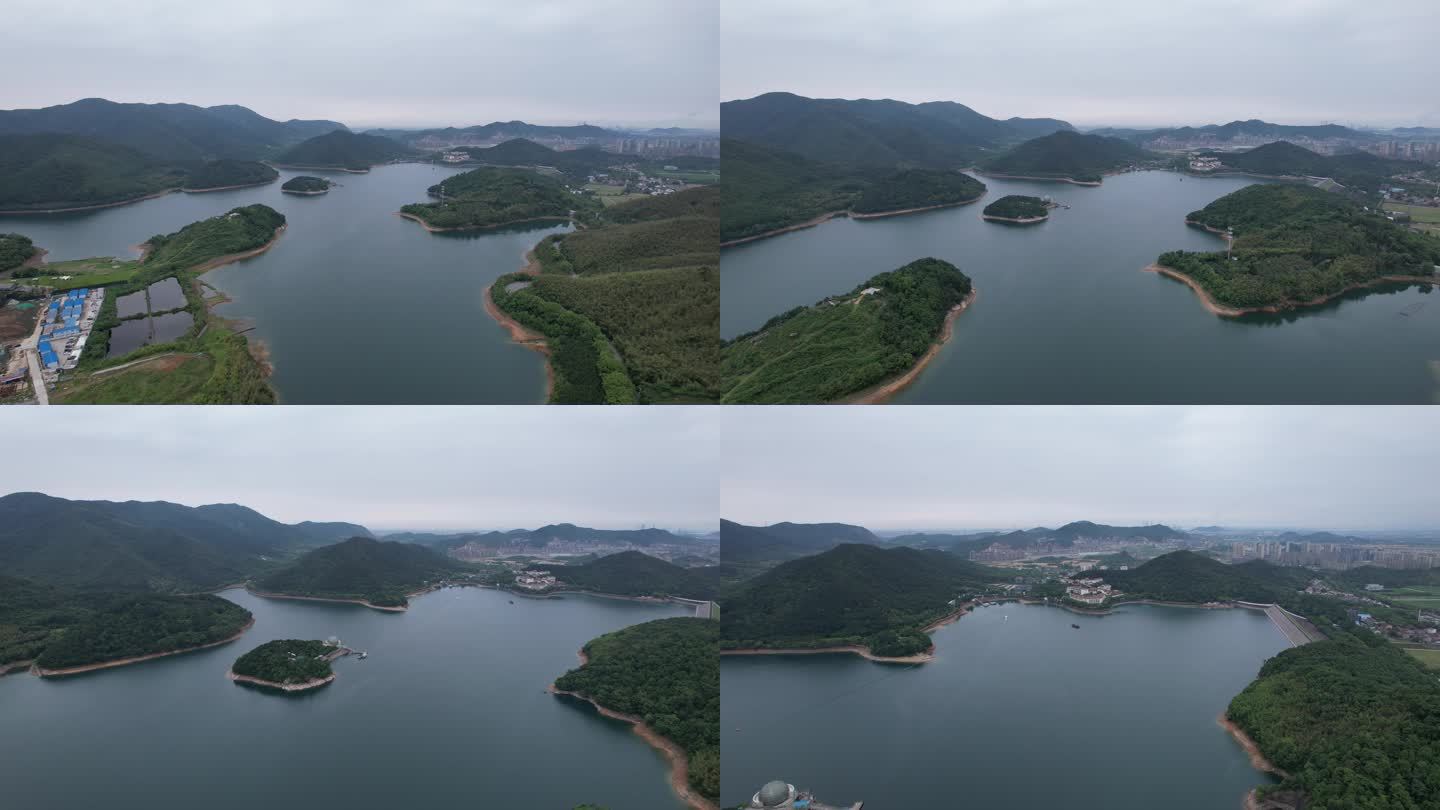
[255, 537, 466, 608]
[721, 257, 972, 403]
[459, 139, 636, 180]
[554, 618, 718, 800]
[280, 175, 331, 193]
[182, 159, 277, 190]
[982, 130, 1151, 183]
[0, 492, 370, 592]
[401, 166, 595, 230]
[0, 133, 186, 211]
[851, 168, 986, 214]
[1156, 184, 1440, 311]
[1211, 141, 1424, 196]
[720, 519, 881, 564]
[720, 544, 1007, 657]
[537, 551, 718, 599]
[983, 194, 1050, 220]
[0, 98, 346, 161]
[274, 130, 413, 170]
[32, 592, 251, 671]
[1095, 550, 1310, 603]
[231, 639, 333, 686]
[491, 186, 718, 404]
[0, 233, 38, 272]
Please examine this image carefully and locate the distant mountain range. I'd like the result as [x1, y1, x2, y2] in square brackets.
[1091, 119, 1373, 148]
[719, 519, 880, 563]
[535, 550, 719, 600]
[980, 130, 1152, 182]
[0, 492, 371, 591]
[272, 130, 416, 170]
[721, 92, 1074, 167]
[365, 120, 718, 158]
[1195, 140, 1422, 194]
[0, 98, 346, 161]
[389, 523, 704, 556]
[253, 537, 463, 608]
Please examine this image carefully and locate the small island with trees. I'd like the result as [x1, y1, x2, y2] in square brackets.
[982, 195, 1054, 224]
[721, 257, 974, 403]
[229, 639, 339, 692]
[400, 167, 600, 232]
[1149, 184, 1440, 315]
[280, 175, 332, 195]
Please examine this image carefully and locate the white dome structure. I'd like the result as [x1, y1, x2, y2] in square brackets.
[752, 780, 795, 808]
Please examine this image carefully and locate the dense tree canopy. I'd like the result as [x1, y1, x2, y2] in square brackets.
[536, 551, 718, 600]
[0, 233, 38, 272]
[255, 537, 465, 607]
[231, 639, 334, 685]
[0, 133, 185, 211]
[182, 159, 277, 190]
[273, 131, 412, 170]
[721, 257, 972, 403]
[401, 167, 599, 230]
[981, 130, 1150, 182]
[1157, 184, 1439, 310]
[280, 175, 331, 193]
[851, 169, 985, 214]
[983, 195, 1050, 220]
[555, 618, 719, 799]
[33, 593, 251, 669]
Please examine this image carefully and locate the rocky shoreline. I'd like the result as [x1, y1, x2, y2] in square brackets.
[1146, 262, 1435, 317]
[229, 670, 335, 692]
[481, 246, 555, 403]
[847, 289, 977, 404]
[398, 211, 571, 233]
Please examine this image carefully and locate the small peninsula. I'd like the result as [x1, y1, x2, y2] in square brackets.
[850, 168, 986, 217]
[182, 159, 277, 192]
[552, 617, 719, 810]
[720, 257, 973, 404]
[1150, 184, 1439, 315]
[29, 593, 253, 676]
[400, 166, 599, 231]
[979, 130, 1150, 185]
[982, 194, 1054, 223]
[229, 639, 339, 692]
[280, 175, 332, 195]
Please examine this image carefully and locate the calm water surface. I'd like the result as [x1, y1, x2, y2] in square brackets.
[721, 602, 1288, 809]
[0, 587, 690, 810]
[721, 171, 1440, 403]
[0, 165, 559, 403]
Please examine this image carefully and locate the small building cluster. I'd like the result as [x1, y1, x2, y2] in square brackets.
[1065, 577, 1115, 605]
[440, 151, 468, 163]
[38, 288, 104, 372]
[513, 570, 558, 591]
[1188, 155, 1223, 172]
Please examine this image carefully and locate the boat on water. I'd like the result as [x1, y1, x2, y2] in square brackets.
[1071, 623, 1080, 629]
[358, 651, 368, 659]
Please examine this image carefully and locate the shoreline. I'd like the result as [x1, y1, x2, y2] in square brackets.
[1218, 713, 1290, 779]
[482, 246, 555, 403]
[269, 163, 370, 174]
[847, 288, 977, 404]
[229, 670, 335, 692]
[982, 213, 1048, 224]
[397, 210, 571, 233]
[31, 616, 255, 677]
[720, 602, 973, 665]
[245, 588, 408, 612]
[974, 171, 1103, 186]
[0, 659, 36, 677]
[192, 224, 287, 274]
[850, 195, 984, 220]
[1145, 263, 1436, 317]
[181, 179, 277, 194]
[0, 187, 180, 215]
[722, 196, 985, 247]
[281, 188, 329, 196]
[551, 649, 718, 810]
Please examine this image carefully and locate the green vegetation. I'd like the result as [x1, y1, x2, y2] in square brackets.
[0, 133, 185, 211]
[719, 520, 880, 566]
[0, 233, 38, 272]
[280, 175, 332, 193]
[33, 593, 251, 670]
[851, 169, 985, 214]
[1228, 633, 1440, 809]
[254, 537, 465, 608]
[1405, 647, 1440, 670]
[274, 130, 412, 170]
[492, 187, 719, 403]
[536, 551, 718, 600]
[0, 576, 110, 668]
[982, 194, 1050, 220]
[721, 257, 971, 403]
[554, 618, 718, 800]
[1210, 141, 1426, 197]
[720, 544, 1006, 657]
[12, 256, 139, 287]
[183, 159, 277, 190]
[720, 139, 991, 243]
[981, 130, 1150, 183]
[231, 639, 334, 686]
[1156, 184, 1440, 311]
[401, 166, 599, 230]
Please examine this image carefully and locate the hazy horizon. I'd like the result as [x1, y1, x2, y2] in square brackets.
[6, 0, 718, 130]
[721, 407, 1440, 531]
[4, 407, 717, 530]
[722, 0, 1440, 129]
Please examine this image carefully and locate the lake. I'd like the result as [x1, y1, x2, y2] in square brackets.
[0, 587, 691, 810]
[0, 165, 562, 403]
[720, 602, 1289, 809]
[721, 171, 1440, 403]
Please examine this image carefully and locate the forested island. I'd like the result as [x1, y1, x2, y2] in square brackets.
[280, 175, 332, 194]
[272, 130, 413, 171]
[980, 130, 1150, 184]
[0, 233, 39, 272]
[252, 537, 465, 609]
[229, 639, 337, 692]
[982, 195, 1053, 223]
[720, 139, 988, 244]
[553, 617, 719, 809]
[535, 551, 718, 600]
[1151, 184, 1439, 314]
[720, 257, 973, 403]
[719, 544, 1004, 659]
[489, 186, 718, 404]
[26, 593, 252, 676]
[400, 166, 599, 231]
[182, 159, 277, 191]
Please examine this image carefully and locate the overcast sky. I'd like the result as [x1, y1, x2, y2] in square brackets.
[722, 407, 1440, 531]
[5, 0, 717, 129]
[4, 408, 717, 532]
[722, 0, 1440, 128]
